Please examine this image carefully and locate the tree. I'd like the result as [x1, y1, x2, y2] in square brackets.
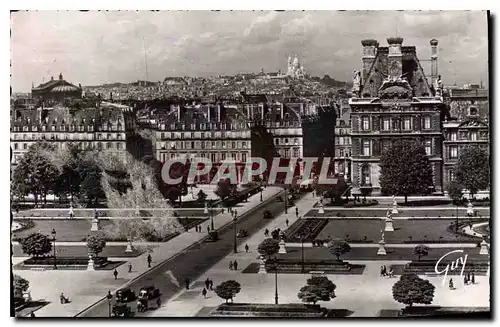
[298, 276, 336, 304]
[79, 164, 105, 206]
[412, 245, 430, 261]
[392, 273, 435, 308]
[455, 146, 490, 198]
[197, 190, 207, 203]
[214, 280, 241, 303]
[13, 275, 30, 299]
[328, 240, 351, 261]
[20, 233, 52, 257]
[379, 141, 433, 204]
[257, 238, 280, 260]
[86, 234, 107, 258]
[215, 179, 236, 200]
[447, 179, 463, 232]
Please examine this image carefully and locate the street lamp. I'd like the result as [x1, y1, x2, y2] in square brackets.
[106, 290, 113, 317]
[284, 188, 288, 214]
[51, 229, 57, 270]
[233, 215, 237, 254]
[260, 181, 263, 202]
[274, 256, 279, 305]
[300, 235, 305, 274]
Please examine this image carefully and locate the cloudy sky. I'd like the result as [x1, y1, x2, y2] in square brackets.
[11, 10, 488, 92]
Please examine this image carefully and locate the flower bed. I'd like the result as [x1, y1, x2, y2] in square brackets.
[398, 199, 452, 207]
[284, 219, 329, 242]
[343, 199, 379, 208]
[210, 303, 328, 317]
[23, 256, 108, 267]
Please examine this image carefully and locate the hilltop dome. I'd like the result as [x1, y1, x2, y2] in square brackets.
[293, 56, 300, 68]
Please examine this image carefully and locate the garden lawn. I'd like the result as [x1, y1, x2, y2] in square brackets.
[313, 218, 484, 243]
[278, 246, 485, 262]
[12, 244, 144, 258]
[304, 208, 490, 218]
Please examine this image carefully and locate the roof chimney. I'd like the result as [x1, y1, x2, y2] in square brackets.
[361, 39, 378, 83]
[430, 39, 439, 86]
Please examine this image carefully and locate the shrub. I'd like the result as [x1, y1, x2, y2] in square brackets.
[20, 233, 52, 257]
[215, 280, 241, 303]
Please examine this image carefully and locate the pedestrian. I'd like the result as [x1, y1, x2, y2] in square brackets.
[449, 278, 454, 290]
[209, 279, 213, 291]
[156, 297, 162, 309]
[202, 288, 207, 298]
[380, 266, 384, 277]
[113, 269, 118, 280]
[285, 219, 289, 227]
[471, 272, 476, 284]
[30, 312, 35, 318]
[128, 262, 132, 273]
[388, 268, 394, 278]
[233, 260, 238, 270]
[464, 275, 468, 286]
[295, 207, 299, 217]
[467, 272, 471, 285]
[185, 278, 190, 290]
[147, 254, 152, 268]
[245, 244, 249, 252]
[205, 278, 210, 290]
[60, 293, 65, 304]
[207, 225, 210, 233]
[229, 261, 233, 270]
[264, 229, 269, 237]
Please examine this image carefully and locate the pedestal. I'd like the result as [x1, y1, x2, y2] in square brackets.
[278, 240, 287, 254]
[318, 205, 324, 215]
[384, 218, 394, 232]
[479, 240, 489, 255]
[467, 202, 474, 216]
[87, 255, 95, 271]
[392, 201, 399, 214]
[91, 218, 100, 231]
[258, 256, 267, 274]
[204, 203, 209, 215]
[135, 205, 141, 217]
[377, 240, 387, 255]
[69, 205, 74, 219]
[125, 241, 133, 253]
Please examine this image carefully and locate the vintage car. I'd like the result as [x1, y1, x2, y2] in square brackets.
[115, 287, 136, 303]
[111, 303, 132, 317]
[138, 286, 161, 300]
[136, 298, 148, 312]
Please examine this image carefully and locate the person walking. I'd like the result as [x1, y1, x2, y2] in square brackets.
[30, 312, 35, 318]
[229, 261, 233, 270]
[285, 219, 289, 227]
[128, 262, 132, 273]
[185, 278, 190, 290]
[207, 225, 210, 233]
[147, 254, 152, 268]
[113, 269, 118, 280]
[295, 207, 299, 218]
[463, 275, 468, 286]
[467, 272, 471, 285]
[156, 297, 162, 309]
[380, 266, 384, 277]
[388, 268, 394, 278]
[209, 279, 213, 291]
[471, 272, 476, 284]
[60, 293, 65, 304]
[205, 278, 210, 290]
[202, 288, 207, 298]
[264, 229, 269, 237]
[449, 278, 454, 290]
[233, 260, 238, 270]
[245, 244, 249, 252]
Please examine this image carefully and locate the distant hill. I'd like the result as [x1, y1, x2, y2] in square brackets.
[312, 75, 350, 88]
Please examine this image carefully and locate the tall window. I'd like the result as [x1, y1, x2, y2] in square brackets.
[423, 116, 431, 129]
[232, 142, 236, 149]
[211, 153, 216, 163]
[450, 132, 457, 141]
[293, 148, 300, 158]
[221, 153, 226, 160]
[242, 153, 247, 162]
[425, 140, 432, 156]
[362, 140, 371, 156]
[470, 131, 477, 141]
[403, 117, 411, 130]
[449, 170, 455, 182]
[382, 117, 390, 131]
[361, 165, 370, 185]
[450, 146, 458, 159]
[339, 149, 344, 157]
[362, 117, 370, 131]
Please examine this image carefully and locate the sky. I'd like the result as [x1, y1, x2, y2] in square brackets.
[10, 10, 489, 92]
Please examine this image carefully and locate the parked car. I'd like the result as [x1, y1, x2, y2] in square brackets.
[237, 229, 248, 238]
[138, 286, 161, 300]
[111, 303, 132, 317]
[115, 288, 136, 303]
[263, 210, 273, 219]
[276, 197, 284, 202]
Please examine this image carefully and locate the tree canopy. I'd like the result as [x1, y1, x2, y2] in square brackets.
[455, 146, 489, 197]
[257, 238, 280, 259]
[297, 276, 337, 305]
[13, 275, 30, 299]
[380, 141, 433, 203]
[86, 234, 107, 257]
[328, 240, 351, 261]
[412, 245, 430, 261]
[447, 179, 464, 204]
[392, 273, 435, 308]
[20, 232, 53, 257]
[214, 280, 241, 303]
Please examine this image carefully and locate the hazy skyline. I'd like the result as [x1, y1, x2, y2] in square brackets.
[11, 10, 488, 92]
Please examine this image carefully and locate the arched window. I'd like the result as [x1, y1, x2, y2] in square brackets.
[361, 164, 371, 186]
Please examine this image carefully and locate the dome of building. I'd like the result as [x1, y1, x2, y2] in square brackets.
[293, 56, 300, 68]
[52, 85, 80, 93]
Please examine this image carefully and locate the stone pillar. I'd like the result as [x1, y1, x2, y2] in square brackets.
[385, 217, 394, 232]
[135, 205, 141, 217]
[278, 240, 287, 254]
[204, 202, 209, 215]
[125, 236, 133, 253]
[87, 254, 95, 271]
[377, 240, 387, 255]
[479, 240, 489, 255]
[69, 204, 74, 219]
[392, 197, 399, 214]
[91, 217, 100, 231]
[318, 203, 324, 215]
[258, 255, 267, 274]
[467, 201, 474, 216]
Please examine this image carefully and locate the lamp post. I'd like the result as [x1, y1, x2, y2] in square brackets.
[51, 229, 57, 270]
[284, 188, 288, 214]
[274, 256, 279, 305]
[106, 290, 113, 317]
[301, 235, 305, 274]
[455, 200, 459, 232]
[260, 181, 263, 202]
[233, 213, 237, 254]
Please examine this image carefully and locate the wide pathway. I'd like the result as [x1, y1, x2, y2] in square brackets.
[14, 186, 283, 317]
